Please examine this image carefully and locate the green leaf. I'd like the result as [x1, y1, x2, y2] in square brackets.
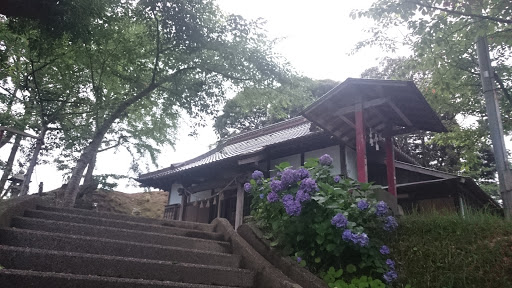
[346, 264, 357, 273]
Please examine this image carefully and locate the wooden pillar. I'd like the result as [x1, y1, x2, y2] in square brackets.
[178, 188, 186, 221]
[217, 192, 222, 219]
[355, 103, 368, 183]
[385, 135, 397, 196]
[234, 182, 244, 231]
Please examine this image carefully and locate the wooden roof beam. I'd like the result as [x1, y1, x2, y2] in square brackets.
[387, 102, 413, 126]
[334, 98, 388, 117]
[338, 115, 355, 129]
[238, 153, 266, 165]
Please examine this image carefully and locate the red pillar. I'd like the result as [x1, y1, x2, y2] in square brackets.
[385, 135, 397, 196]
[355, 104, 368, 183]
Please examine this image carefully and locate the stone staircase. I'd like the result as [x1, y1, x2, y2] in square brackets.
[0, 205, 256, 287]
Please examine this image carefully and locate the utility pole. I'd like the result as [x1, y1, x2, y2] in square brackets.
[476, 36, 512, 219]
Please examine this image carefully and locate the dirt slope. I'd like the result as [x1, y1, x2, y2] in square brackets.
[86, 190, 168, 219]
[43, 189, 169, 219]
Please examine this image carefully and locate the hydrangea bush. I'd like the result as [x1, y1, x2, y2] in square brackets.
[246, 155, 399, 287]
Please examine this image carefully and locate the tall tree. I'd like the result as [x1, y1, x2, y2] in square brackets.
[57, 0, 287, 207]
[214, 77, 338, 138]
[353, 0, 511, 200]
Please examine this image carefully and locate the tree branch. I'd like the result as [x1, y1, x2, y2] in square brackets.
[408, 0, 512, 24]
[29, 59, 46, 124]
[203, 68, 252, 81]
[494, 72, 512, 107]
[151, 9, 161, 85]
[98, 136, 128, 153]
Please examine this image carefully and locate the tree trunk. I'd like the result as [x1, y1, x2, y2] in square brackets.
[61, 67, 196, 207]
[0, 134, 22, 199]
[83, 150, 97, 186]
[62, 82, 161, 207]
[20, 127, 47, 196]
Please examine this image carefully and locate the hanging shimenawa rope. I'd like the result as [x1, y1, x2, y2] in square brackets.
[182, 174, 243, 206]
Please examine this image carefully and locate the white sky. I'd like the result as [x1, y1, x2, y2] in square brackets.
[3, 0, 413, 194]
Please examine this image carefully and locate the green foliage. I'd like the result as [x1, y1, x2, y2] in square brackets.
[390, 211, 512, 288]
[214, 77, 338, 138]
[327, 275, 387, 288]
[93, 174, 127, 191]
[248, 157, 397, 284]
[2, 0, 288, 189]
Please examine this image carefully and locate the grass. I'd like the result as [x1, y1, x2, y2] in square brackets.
[390, 210, 512, 288]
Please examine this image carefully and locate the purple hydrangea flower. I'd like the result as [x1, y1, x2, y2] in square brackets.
[319, 154, 333, 166]
[267, 191, 279, 203]
[295, 190, 311, 203]
[352, 232, 369, 247]
[375, 201, 389, 217]
[383, 270, 398, 283]
[380, 245, 390, 255]
[280, 169, 298, 187]
[342, 229, 353, 241]
[386, 259, 395, 269]
[384, 216, 398, 231]
[270, 180, 283, 193]
[300, 178, 318, 194]
[259, 193, 264, 199]
[252, 170, 264, 180]
[297, 257, 302, 263]
[333, 175, 341, 183]
[331, 213, 348, 228]
[357, 199, 369, 210]
[341, 230, 369, 247]
[244, 183, 252, 193]
[282, 194, 302, 216]
[295, 168, 310, 180]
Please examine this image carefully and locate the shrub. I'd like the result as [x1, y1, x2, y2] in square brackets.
[246, 156, 398, 286]
[391, 211, 512, 288]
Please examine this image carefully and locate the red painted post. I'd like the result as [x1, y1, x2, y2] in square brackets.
[355, 103, 368, 183]
[385, 135, 397, 196]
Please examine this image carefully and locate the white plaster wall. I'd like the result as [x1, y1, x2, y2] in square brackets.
[304, 145, 341, 175]
[169, 183, 183, 205]
[270, 154, 301, 177]
[345, 146, 358, 180]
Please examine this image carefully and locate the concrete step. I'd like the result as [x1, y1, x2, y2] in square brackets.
[0, 245, 254, 287]
[24, 209, 224, 241]
[36, 205, 215, 232]
[0, 228, 241, 268]
[11, 217, 231, 254]
[0, 269, 245, 288]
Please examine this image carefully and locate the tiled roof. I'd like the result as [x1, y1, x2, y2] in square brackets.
[138, 117, 319, 181]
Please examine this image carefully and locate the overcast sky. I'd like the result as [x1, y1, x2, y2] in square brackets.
[6, 0, 413, 194]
